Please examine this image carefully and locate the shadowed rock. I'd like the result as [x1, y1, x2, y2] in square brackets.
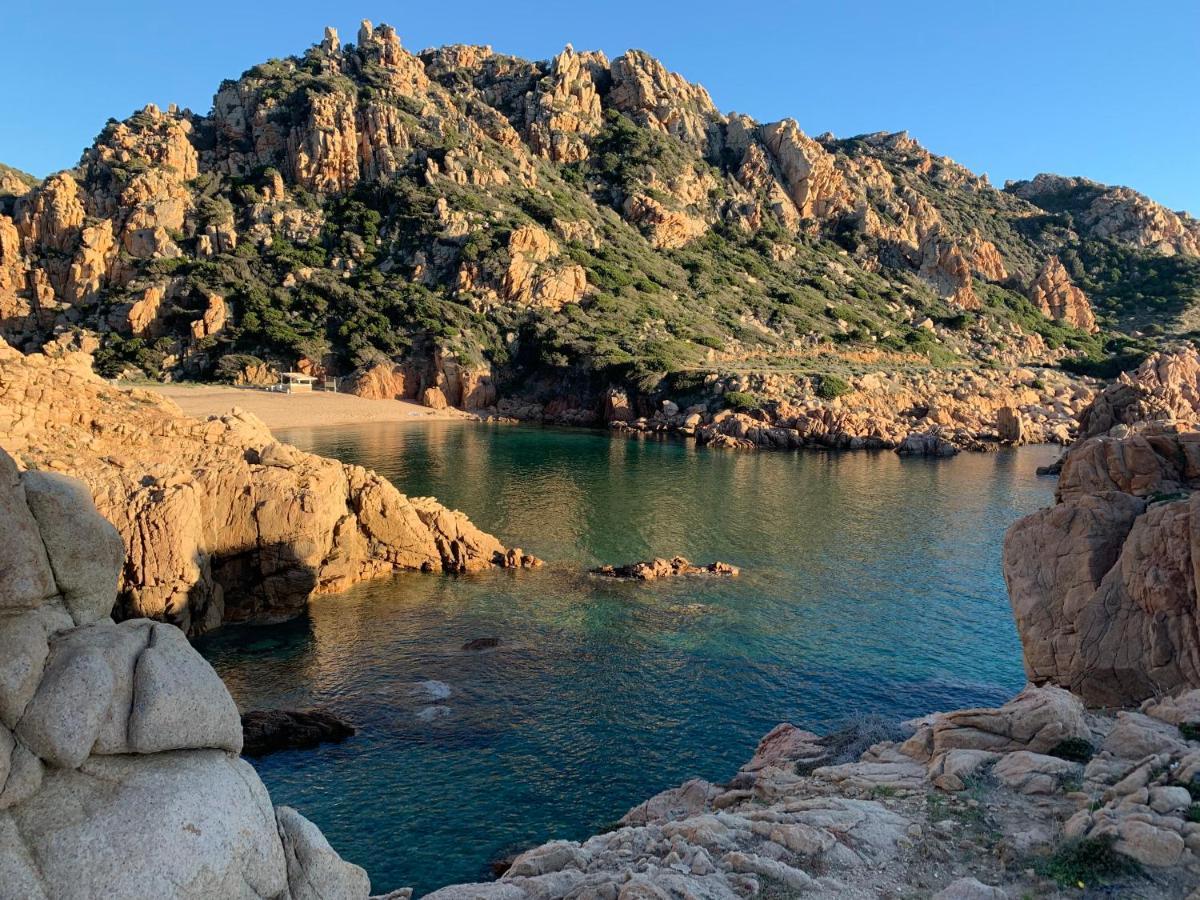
[241, 709, 356, 757]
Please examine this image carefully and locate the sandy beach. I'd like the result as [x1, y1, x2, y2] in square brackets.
[144, 383, 474, 430]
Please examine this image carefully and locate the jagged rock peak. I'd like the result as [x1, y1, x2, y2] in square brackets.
[1028, 255, 1097, 332]
[1009, 172, 1200, 257]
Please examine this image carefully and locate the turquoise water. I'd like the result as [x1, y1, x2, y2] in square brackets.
[198, 423, 1058, 895]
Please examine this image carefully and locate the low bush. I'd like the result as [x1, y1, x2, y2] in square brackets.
[1035, 835, 1139, 887]
[723, 391, 761, 412]
[815, 374, 852, 400]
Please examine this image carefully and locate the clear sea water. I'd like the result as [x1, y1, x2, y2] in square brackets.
[197, 422, 1059, 896]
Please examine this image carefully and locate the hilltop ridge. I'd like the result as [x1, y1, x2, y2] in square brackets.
[1, 22, 1197, 432]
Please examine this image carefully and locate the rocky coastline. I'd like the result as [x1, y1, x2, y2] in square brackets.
[0, 341, 538, 636]
[4, 375, 1200, 897]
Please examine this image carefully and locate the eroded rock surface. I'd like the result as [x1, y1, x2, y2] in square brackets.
[0, 450, 371, 900]
[1005, 422, 1200, 705]
[0, 342, 537, 635]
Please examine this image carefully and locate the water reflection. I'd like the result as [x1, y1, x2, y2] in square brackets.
[202, 423, 1060, 896]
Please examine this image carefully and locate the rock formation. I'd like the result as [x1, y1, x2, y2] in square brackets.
[0, 451, 373, 899]
[613, 365, 1090, 453]
[241, 709, 356, 756]
[422, 685, 1200, 898]
[1028, 256, 1097, 332]
[1077, 346, 1200, 440]
[590, 556, 739, 580]
[1005, 423, 1200, 705]
[1009, 173, 1200, 258]
[0, 342, 538, 635]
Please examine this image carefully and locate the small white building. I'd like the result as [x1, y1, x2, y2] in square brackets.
[281, 372, 316, 394]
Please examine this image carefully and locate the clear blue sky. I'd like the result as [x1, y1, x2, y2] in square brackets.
[5, 1, 1198, 213]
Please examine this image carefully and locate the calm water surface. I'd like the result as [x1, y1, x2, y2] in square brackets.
[199, 423, 1058, 895]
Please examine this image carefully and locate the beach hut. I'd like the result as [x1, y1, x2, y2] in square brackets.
[281, 372, 316, 394]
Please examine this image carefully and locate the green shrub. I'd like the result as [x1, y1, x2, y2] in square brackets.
[724, 391, 761, 412]
[1035, 835, 1139, 887]
[815, 374, 852, 400]
[214, 354, 267, 383]
[1048, 738, 1095, 763]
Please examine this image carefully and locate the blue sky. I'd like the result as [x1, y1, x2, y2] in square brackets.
[5, 1, 1198, 213]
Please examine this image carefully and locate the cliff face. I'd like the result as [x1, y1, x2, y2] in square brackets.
[0, 22, 1193, 424]
[0, 342, 536, 635]
[0, 452, 372, 899]
[1005, 425, 1200, 706]
[1003, 349, 1200, 707]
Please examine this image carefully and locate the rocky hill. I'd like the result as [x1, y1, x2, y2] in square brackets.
[0, 22, 1196, 427]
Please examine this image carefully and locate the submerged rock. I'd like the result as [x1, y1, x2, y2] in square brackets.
[410, 680, 453, 702]
[241, 709, 356, 756]
[462, 637, 501, 651]
[590, 556, 739, 580]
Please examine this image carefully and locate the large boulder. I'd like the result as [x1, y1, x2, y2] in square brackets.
[1004, 425, 1200, 704]
[0, 449, 370, 899]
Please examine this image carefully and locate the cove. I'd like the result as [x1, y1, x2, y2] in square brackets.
[198, 423, 1060, 895]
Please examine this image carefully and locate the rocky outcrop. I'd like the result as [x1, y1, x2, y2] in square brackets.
[1009, 173, 1200, 258]
[607, 50, 718, 149]
[424, 685, 1200, 899]
[0, 343, 537, 635]
[241, 709, 356, 756]
[590, 556, 739, 580]
[614, 366, 1090, 453]
[1028, 256, 1097, 332]
[523, 46, 606, 163]
[0, 451, 372, 900]
[1004, 424, 1200, 705]
[1077, 346, 1200, 440]
[502, 224, 588, 308]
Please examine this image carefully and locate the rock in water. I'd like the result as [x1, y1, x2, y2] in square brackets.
[410, 680, 452, 701]
[590, 556, 739, 580]
[0, 449, 371, 899]
[241, 709, 357, 756]
[462, 637, 501, 651]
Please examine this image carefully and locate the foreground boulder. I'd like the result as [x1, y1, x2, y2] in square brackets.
[0, 450, 371, 899]
[0, 343, 538, 635]
[1004, 423, 1200, 705]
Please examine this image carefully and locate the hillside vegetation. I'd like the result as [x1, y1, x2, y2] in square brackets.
[1, 23, 1196, 417]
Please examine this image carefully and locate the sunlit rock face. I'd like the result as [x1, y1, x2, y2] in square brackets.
[1005, 422, 1200, 705]
[0, 341, 536, 636]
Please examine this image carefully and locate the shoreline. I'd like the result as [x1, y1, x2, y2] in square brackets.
[140, 382, 475, 430]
